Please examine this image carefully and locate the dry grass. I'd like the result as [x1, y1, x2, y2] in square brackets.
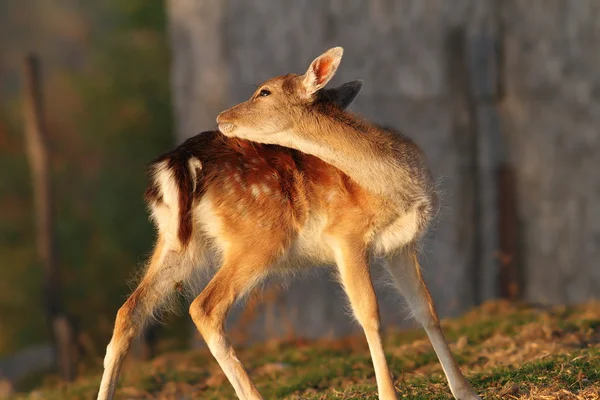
[11, 300, 600, 399]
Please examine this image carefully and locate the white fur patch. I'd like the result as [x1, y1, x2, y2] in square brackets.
[374, 208, 420, 254]
[260, 183, 272, 195]
[188, 157, 202, 192]
[250, 184, 261, 198]
[150, 161, 181, 249]
[195, 196, 229, 255]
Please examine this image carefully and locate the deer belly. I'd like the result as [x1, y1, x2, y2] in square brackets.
[286, 213, 336, 267]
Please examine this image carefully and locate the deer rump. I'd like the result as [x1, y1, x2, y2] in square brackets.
[143, 129, 429, 285]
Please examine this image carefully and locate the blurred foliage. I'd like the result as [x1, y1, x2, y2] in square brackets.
[0, 0, 173, 357]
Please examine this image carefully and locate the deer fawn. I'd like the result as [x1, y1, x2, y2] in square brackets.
[214, 47, 481, 400]
[97, 48, 481, 400]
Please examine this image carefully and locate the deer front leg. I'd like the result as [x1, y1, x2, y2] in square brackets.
[386, 247, 481, 400]
[189, 255, 267, 400]
[328, 236, 397, 400]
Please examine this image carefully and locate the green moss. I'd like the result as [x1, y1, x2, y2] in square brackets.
[13, 302, 600, 400]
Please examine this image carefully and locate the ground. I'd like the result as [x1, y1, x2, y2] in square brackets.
[13, 300, 600, 399]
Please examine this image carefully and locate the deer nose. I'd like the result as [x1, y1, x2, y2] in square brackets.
[216, 113, 235, 133]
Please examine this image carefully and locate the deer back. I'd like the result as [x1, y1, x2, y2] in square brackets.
[143, 131, 392, 262]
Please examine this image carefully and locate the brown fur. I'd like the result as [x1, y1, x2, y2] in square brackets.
[145, 129, 393, 252]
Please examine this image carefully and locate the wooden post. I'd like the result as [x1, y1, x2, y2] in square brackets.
[22, 54, 77, 381]
[445, 28, 481, 307]
[497, 165, 520, 300]
[467, 26, 504, 302]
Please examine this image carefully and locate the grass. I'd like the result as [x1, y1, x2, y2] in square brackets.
[11, 300, 600, 399]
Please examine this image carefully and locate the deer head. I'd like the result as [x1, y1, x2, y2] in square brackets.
[217, 47, 345, 141]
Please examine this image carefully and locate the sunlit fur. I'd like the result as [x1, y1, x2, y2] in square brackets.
[147, 130, 419, 268]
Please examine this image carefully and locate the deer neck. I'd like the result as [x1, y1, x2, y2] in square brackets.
[275, 108, 410, 202]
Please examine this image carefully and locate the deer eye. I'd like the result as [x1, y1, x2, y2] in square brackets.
[258, 89, 271, 97]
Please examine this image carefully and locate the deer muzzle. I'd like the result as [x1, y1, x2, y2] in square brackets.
[216, 112, 236, 134]
[218, 122, 235, 134]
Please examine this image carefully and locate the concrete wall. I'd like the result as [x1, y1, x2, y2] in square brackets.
[500, 0, 600, 303]
[167, 0, 600, 342]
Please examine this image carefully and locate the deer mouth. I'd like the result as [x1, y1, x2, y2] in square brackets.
[218, 122, 235, 134]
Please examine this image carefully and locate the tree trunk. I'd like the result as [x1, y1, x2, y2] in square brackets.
[22, 54, 77, 381]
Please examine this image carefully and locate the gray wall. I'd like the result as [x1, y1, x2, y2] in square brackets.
[500, 1, 600, 302]
[167, 0, 600, 342]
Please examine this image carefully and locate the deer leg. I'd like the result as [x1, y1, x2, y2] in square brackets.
[97, 236, 197, 400]
[386, 246, 481, 400]
[329, 237, 397, 400]
[189, 254, 267, 400]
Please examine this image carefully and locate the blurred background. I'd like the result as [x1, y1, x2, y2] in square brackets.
[1, 0, 599, 393]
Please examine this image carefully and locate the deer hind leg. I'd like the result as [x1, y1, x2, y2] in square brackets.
[328, 237, 397, 400]
[386, 246, 481, 400]
[97, 235, 202, 400]
[189, 250, 270, 400]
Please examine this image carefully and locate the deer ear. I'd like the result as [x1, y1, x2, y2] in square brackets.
[320, 80, 363, 109]
[302, 47, 344, 96]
